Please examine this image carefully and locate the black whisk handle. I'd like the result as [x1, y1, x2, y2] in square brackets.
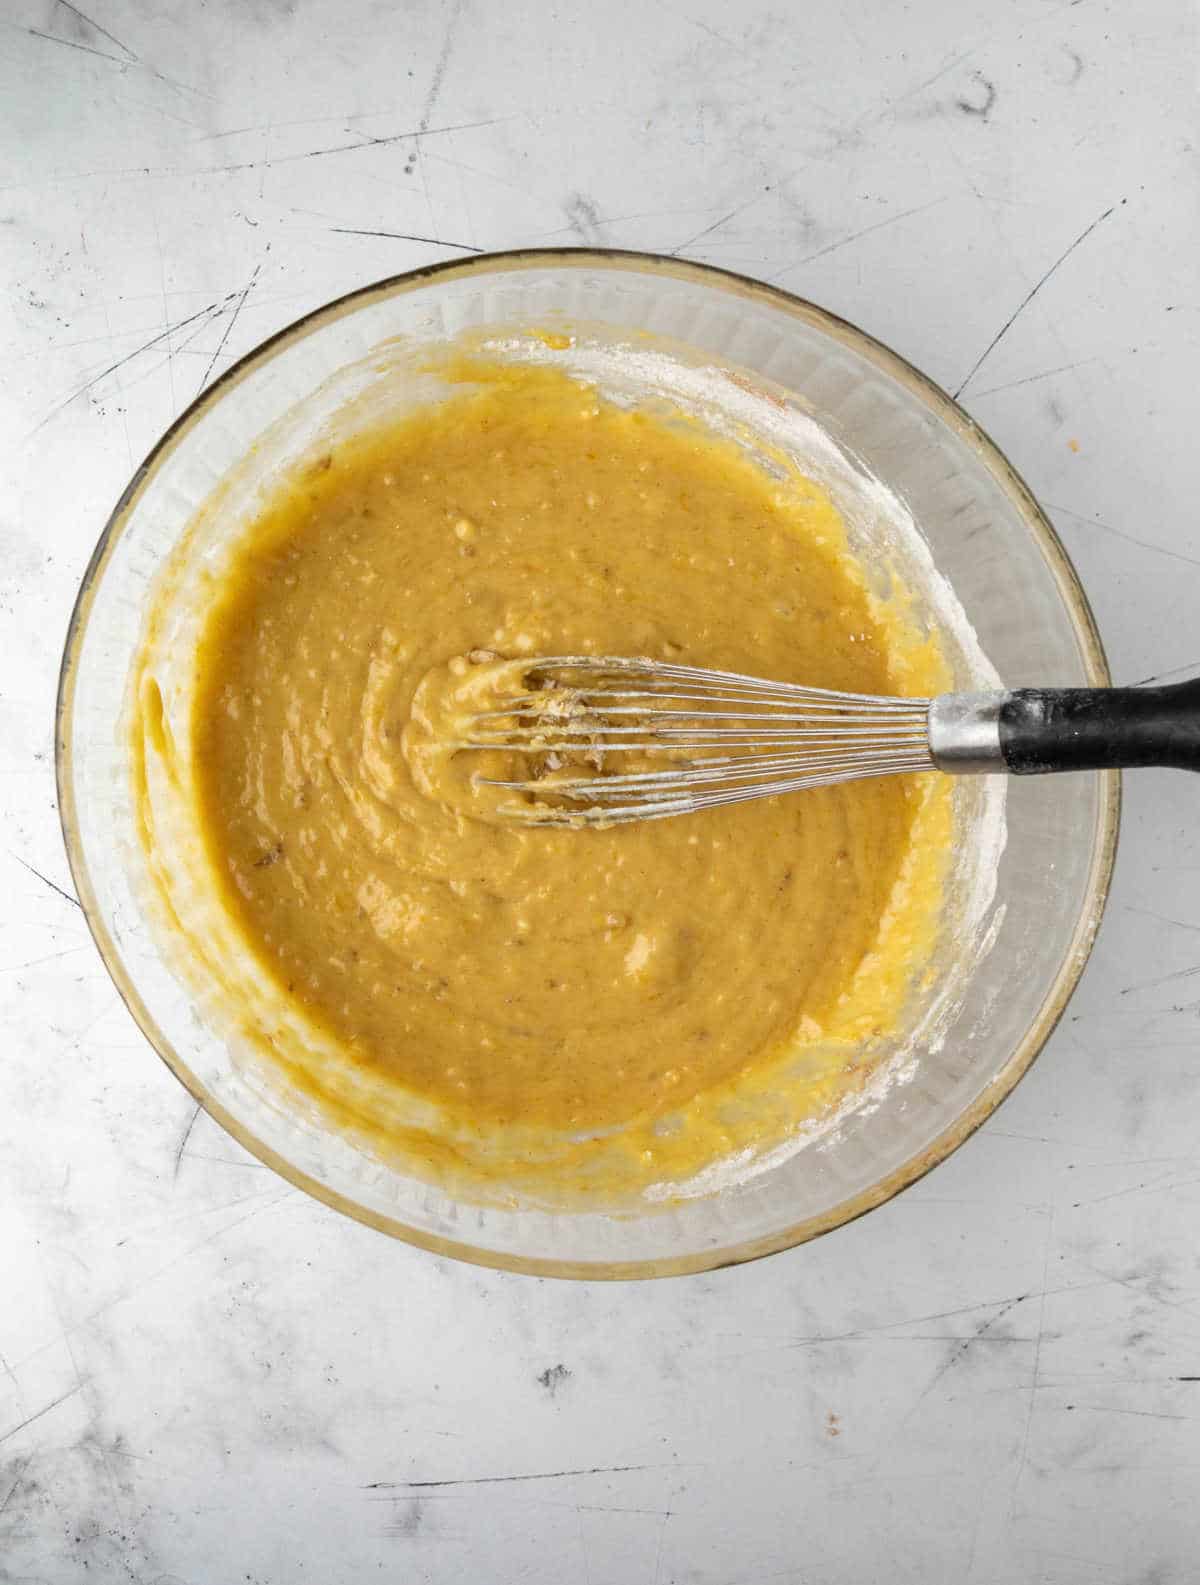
[998, 678, 1200, 774]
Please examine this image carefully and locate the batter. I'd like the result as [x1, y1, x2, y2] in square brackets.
[182, 360, 951, 1199]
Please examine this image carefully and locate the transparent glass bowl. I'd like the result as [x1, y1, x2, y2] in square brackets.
[57, 251, 1118, 1277]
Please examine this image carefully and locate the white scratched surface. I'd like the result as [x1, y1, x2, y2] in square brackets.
[2, 0, 1199, 1579]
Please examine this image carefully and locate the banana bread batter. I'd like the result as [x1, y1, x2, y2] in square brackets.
[182, 361, 951, 1199]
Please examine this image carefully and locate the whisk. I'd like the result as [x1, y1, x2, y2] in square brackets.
[462, 656, 1200, 826]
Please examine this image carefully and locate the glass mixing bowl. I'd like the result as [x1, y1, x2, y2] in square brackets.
[57, 251, 1117, 1278]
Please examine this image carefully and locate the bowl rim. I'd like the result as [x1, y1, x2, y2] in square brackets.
[55, 246, 1120, 1279]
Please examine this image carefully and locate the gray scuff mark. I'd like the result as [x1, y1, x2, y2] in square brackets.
[385, 1497, 424, 1539]
[407, 0, 466, 175]
[564, 194, 604, 245]
[536, 1363, 572, 1397]
[955, 71, 996, 118]
[953, 202, 1118, 397]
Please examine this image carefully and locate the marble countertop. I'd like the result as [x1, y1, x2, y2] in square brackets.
[3, 1, 1199, 1579]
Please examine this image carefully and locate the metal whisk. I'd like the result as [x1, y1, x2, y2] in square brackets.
[461, 656, 1200, 826]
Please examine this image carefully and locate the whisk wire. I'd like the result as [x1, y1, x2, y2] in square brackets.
[459, 656, 937, 825]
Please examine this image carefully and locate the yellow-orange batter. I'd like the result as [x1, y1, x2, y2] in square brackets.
[178, 361, 951, 1200]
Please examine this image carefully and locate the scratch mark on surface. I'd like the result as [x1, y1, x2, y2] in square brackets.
[1070, 1404, 1192, 1421]
[0, 1384, 86, 1447]
[116, 297, 240, 400]
[33, 294, 237, 431]
[891, 49, 973, 109]
[1043, 500, 1200, 571]
[970, 358, 1101, 399]
[172, 1102, 203, 1179]
[653, 0, 743, 52]
[369, 1463, 660, 1490]
[195, 108, 405, 143]
[1073, 1172, 1200, 1209]
[0, 947, 89, 975]
[1123, 904, 1200, 933]
[962, 1488, 987, 1585]
[1118, 963, 1200, 997]
[54, 0, 137, 60]
[575, 1503, 670, 1516]
[191, 116, 508, 177]
[954, 204, 1117, 397]
[670, 193, 764, 257]
[715, 1281, 1116, 1362]
[6, 1196, 295, 1377]
[0, 1458, 30, 1520]
[1131, 661, 1200, 687]
[908, 1295, 1032, 1411]
[148, 195, 176, 413]
[408, 0, 465, 180]
[777, 198, 946, 276]
[651, 1500, 671, 1585]
[419, 1, 463, 136]
[197, 260, 264, 393]
[416, 147, 549, 207]
[1011, 1210, 1054, 1511]
[328, 227, 481, 251]
[12, 854, 81, 909]
[25, 27, 127, 66]
[165, 1194, 295, 1268]
[1082, 1260, 1200, 1334]
[182, 1152, 266, 1168]
[33, 0, 207, 99]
